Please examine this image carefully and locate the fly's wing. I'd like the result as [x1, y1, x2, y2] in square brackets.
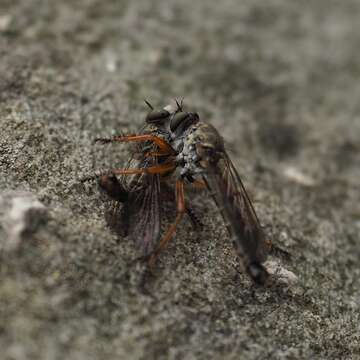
[204, 153, 270, 271]
[105, 154, 161, 256]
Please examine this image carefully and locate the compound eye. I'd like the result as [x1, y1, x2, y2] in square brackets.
[146, 109, 170, 124]
[170, 112, 199, 133]
[170, 112, 190, 132]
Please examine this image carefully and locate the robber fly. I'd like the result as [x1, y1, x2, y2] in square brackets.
[85, 100, 271, 285]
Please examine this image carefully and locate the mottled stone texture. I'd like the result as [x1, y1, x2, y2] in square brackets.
[0, 1, 359, 359]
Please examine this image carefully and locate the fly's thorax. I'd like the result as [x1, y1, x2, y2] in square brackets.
[175, 122, 225, 177]
[192, 122, 224, 167]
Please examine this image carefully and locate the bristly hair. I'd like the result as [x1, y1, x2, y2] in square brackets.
[175, 98, 184, 112]
[144, 100, 154, 110]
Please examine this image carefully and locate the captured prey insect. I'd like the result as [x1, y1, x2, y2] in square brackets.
[85, 100, 271, 285]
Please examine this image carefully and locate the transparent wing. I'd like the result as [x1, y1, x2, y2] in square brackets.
[127, 168, 161, 255]
[204, 153, 269, 265]
[105, 153, 162, 256]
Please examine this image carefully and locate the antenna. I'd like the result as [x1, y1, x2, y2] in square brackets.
[175, 98, 184, 112]
[144, 100, 154, 110]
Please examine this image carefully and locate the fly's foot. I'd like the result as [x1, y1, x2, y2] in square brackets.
[80, 169, 112, 183]
[94, 137, 112, 144]
[246, 262, 269, 286]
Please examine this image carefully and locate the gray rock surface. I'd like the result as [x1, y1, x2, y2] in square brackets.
[0, 0, 359, 359]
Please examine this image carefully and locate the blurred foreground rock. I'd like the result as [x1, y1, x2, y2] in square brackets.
[0, 191, 47, 251]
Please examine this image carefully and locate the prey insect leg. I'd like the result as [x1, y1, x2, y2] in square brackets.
[185, 206, 203, 231]
[95, 134, 175, 155]
[191, 179, 207, 189]
[148, 180, 185, 267]
[98, 174, 129, 202]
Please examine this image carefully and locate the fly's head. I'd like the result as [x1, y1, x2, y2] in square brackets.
[170, 111, 200, 137]
[145, 100, 199, 136]
[169, 98, 200, 137]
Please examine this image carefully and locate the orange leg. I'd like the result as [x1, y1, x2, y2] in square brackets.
[111, 161, 176, 175]
[265, 238, 272, 250]
[81, 159, 176, 183]
[95, 134, 175, 154]
[148, 180, 185, 268]
[144, 151, 173, 157]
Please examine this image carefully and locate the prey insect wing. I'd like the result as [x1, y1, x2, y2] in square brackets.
[128, 163, 161, 255]
[104, 149, 162, 255]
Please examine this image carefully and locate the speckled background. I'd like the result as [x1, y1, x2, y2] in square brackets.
[0, 0, 359, 359]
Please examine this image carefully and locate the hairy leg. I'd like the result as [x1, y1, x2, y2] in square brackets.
[81, 160, 176, 183]
[95, 134, 175, 154]
[111, 161, 176, 175]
